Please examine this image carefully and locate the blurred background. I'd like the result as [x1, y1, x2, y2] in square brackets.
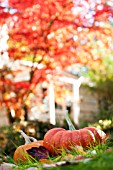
[0, 0, 113, 161]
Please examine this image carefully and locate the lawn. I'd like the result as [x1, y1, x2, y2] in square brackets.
[4, 148, 113, 170]
[1, 121, 113, 170]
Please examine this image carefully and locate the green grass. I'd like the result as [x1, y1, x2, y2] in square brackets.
[1, 128, 113, 170]
[11, 149, 113, 170]
[10, 138, 113, 170]
[54, 151, 113, 170]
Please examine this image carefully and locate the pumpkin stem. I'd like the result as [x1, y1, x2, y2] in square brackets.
[19, 130, 37, 144]
[65, 110, 75, 131]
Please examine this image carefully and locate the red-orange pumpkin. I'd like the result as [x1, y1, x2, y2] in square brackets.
[43, 127, 106, 155]
[14, 140, 43, 163]
[13, 130, 43, 163]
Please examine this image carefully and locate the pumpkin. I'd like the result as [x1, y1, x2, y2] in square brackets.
[13, 130, 43, 163]
[43, 111, 107, 155]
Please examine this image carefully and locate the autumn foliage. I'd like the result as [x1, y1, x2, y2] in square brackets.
[0, 0, 113, 121]
[1, 0, 113, 66]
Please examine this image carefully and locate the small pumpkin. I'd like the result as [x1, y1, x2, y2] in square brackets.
[13, 130, 43, 163]
[43, 111, 106, 155]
